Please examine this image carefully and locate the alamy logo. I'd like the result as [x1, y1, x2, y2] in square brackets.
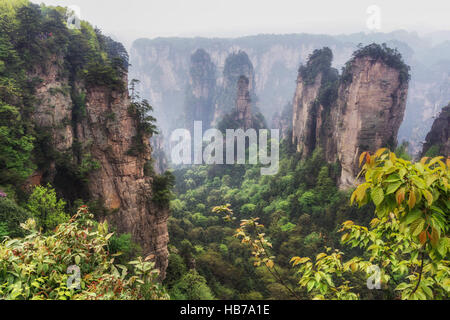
[170, 121, 280, 175]
[67, 265, 81, 290]
[366, 265, 381, 290]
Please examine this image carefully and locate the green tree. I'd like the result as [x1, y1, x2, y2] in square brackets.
[171, 270, 214, 300]
[0, 103, 35, 186]
[26, 184, 69, 232]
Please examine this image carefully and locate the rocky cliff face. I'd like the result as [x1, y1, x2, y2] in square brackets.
[292, 73, 322, 156]
[79, 81, 169, 277]
[292, 48, 339, 159]
[421, 104, 450, 157]
[333, 55, 409, 187]
[292, 45, 409, 187]
[30, 54, 169, 278]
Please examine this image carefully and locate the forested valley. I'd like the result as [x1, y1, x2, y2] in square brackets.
[0, 0, 448, 301]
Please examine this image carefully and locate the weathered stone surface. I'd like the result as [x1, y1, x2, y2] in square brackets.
[292, 49, 409, 188]
[333, 56, 408, 187]
[292, 73, 323, 157]
[80, 83, 169, 277]
[31, 55, 73, 153]
[31, 63, 169, 278]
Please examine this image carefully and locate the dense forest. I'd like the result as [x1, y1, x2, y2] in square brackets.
[166, 141, 449, 300]
[0, 0, 448, 301]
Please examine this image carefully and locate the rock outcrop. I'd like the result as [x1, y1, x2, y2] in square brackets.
[292, 47, 339, 159]
[421, 104, 450, 157]
[235, 76, 252, 130]
[333, 54, 409, 187]
[292, 45, 410, 188]
[214, 50, 256, 124]
[28, 49, 169, 277]
[79, 80, 169, 277]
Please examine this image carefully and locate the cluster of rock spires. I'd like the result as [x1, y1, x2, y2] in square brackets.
[184, 49, 260, 131]
[29, 56, 169, 278]
[291, 46, 410, 187]
[182, 44, 422, 188]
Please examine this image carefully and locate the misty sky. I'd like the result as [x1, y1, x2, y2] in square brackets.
[31, 0, 450, 48]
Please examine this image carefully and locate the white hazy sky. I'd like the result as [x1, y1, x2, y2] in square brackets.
[31, 0, 450, 48]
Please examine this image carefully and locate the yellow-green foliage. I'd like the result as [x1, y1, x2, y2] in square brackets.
[0, 206, 169, 300]
[0, 0, 29, 15]
[290, 150, 449, 300]
[234, 149, 449, 300]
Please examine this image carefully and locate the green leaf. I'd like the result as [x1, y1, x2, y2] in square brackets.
[385, 173, 401, 183]
[403, 208, 422, 225]
[307, 280, 315, 292]
[371, 186, 384, 206]
[422, 190, 434, 206]
[410, 218, 425, 237]
[395, 282, 410, 291]
[386, 181, 402, 195]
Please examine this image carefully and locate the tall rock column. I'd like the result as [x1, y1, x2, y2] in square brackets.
[291, 47, 338, 159]
[214, 50, 256, 123]
[292, 73, 323, 157]
[235, 76, 253, 130]
[333, 55, 409, 187]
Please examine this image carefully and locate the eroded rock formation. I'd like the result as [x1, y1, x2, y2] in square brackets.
[30, 55, 169, 278]
[292, 45, 410, 188]
[214, 50, 256, 123]
[235, 76, 252, 130]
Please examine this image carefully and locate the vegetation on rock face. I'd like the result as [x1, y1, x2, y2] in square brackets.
[297, 47, 340, 113]
[421, 104, 450, 158]
[298, 47, 334, 86]
[0, 0, 131, 204]
[341, 43, 411, 85]
[127, 79, 158, 156]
